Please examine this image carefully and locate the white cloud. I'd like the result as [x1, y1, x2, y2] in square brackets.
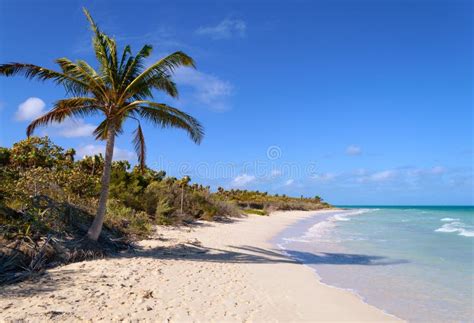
[369, 170, 396, 182]
[231, 174, 256, 187]
[270, 169, 282, 177]
[430, 166, 446, 175]
[114, 148, 137, 161]
[55, 119, 96, 138]
[346, 145, 362, 156]
[196, 19, 246, 40]
[284, 179, 295, 186]
[407, 166, 447, 177]
[77, 144, 136, 162]
[312, 172, 337, 182]
[354, 168, 368, 176]
[15, 97, 46, 121]
[14, 98, 95, 138]
[174, 68, 233, 111]
[355, 166, 448, 185]
[36, 118, 96, 138]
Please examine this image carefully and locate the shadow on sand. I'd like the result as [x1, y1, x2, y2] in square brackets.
[0, 243, 408, 298]
[124, 244, 409, 267]
[0, 269, 90, 298]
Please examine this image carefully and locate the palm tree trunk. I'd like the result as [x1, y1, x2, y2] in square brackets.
[87, 126, 115, 241]
[180, 186, 184, 214]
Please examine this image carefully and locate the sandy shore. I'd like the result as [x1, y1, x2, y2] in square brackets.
[1, 210, 401, 322]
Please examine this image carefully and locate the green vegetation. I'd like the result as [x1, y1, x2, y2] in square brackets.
[0, 137, 235, 284]
[0, 8, 203, 241]
[0, 137, 330, 284]
[242, 209, 268, 216]
[215, 187, 331, 213]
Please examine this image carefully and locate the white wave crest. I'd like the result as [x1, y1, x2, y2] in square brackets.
[435, 221, 474, 238]
[333, 209, 377, 222]
[334, 214, 351, 221]
[279, 209, 378, 246]
[459, 230, 474, 237]
[297, 209, 375, 241]
[440, 217, 459, 222]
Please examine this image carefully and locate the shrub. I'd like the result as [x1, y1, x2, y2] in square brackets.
[106, 199, 152, 238]
[243, 209, 268, 216]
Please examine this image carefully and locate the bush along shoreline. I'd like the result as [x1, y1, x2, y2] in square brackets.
[0, 137, 331, 285]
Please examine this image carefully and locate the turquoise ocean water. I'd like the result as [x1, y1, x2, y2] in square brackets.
[274, 206, 474, 322]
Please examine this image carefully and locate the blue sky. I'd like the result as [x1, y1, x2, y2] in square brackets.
[0, 0, 472, 205]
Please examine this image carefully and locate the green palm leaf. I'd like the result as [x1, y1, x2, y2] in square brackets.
[27, 97, 100, 137]
[132, 124, 146, 171]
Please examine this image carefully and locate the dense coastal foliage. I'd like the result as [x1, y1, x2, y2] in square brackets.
[0, 137, 330, 283]
[215, 188, 329, 215]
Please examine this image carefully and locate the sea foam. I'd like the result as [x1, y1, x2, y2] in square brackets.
[440, 217, 459, 222]
[435, 220, 474, 237]
[297, 209, 373, 241]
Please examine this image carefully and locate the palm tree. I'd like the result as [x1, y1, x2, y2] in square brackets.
[178, 175, 191, 214]
[0, 9, 204, 241]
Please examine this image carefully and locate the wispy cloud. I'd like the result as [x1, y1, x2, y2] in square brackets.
[196, 19, 247, 40]
[430, 166, 446, 175]
[270, 169, 283, 177]
[346, 145, 362, 156]
[76, 144, 136, 162]
[54, 119, 96, 138]
[312, 172, 337, 182]
[407, 166, 446, 176]
[32, 116, 97, 139]
[353, 169, 397, 183]
[15, 97, 96, 138]
[15, 97, 46, 121]
[174, 68, 234, 111]
[284, 179, 295, 186]
[353, 166, 450, 184]
[231, 174, 256, 187]
[369, 170, 396, 182]
[75, 24, 207, 58]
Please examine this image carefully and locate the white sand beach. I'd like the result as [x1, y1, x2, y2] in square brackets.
[1, 210, 401, 322]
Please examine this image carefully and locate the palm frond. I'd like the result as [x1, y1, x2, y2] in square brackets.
[105, 36, 119, 88]
[137, 102, 204, 144]
[118, 45, 132, 76]
[83, 8, 117, 89]
[92, 119, 109, 140]
[132, 124, 146, 171]
[27, 97, 100, 137]
[55, 58, 107, 98]
[128, 74, 178, 101]
[93, 118, 124, 140]
[121, 51, 194, 101]
[0, 63, 91, 96]
[118, 44, 153, 92]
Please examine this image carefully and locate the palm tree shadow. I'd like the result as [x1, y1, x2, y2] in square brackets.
[0, 244, 408, 298]
[125, 244, 409, 266]
[281, 249, 409, 266]
[0, 269, 90, 298]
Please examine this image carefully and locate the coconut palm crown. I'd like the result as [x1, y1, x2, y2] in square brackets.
[0, 8, 204, 241]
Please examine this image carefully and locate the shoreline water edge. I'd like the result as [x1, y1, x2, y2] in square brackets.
[273, 207, 474, 322]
